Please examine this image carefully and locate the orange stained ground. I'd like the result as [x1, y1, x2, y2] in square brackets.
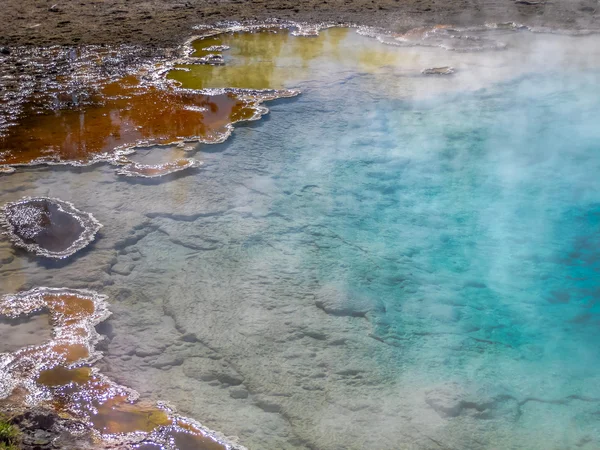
[45, 293, 96, 324]
[0, 76, 257, 167]
[49, 342, 91, 363]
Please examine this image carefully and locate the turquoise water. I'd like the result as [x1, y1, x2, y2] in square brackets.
[191, 69, 600, 447]
[276, 72, 600, 369]
[2, 31, 600, 450]
[275, 70, 600, 358]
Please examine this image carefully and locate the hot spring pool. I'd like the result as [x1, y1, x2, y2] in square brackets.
[1, 24, 600, 450]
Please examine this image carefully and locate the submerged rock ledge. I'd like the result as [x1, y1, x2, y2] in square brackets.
[0, 197, 102, 259]
[117, 159, 203, 178]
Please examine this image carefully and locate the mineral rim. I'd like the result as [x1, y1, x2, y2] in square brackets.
[0, 197, 102, 259]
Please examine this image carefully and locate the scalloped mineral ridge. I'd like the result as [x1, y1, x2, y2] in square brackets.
[0, 197, 102, 259]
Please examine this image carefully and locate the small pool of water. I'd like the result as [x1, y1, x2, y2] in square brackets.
[1, 24, 600, 450]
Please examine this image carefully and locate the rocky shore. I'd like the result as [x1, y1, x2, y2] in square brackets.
[1, 0, 599, 47]
[1, 406, 100, 450]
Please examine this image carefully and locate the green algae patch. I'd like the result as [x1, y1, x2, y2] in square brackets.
[0, 418, 19, 450]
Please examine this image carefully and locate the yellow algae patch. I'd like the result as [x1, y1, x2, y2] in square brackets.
[36, 366, 93, 387]
[92, 396, 172, 434]
[168, 27, 412, 91]
[170, 29, 299, 90]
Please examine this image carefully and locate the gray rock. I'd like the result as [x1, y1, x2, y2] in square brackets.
[230, 388, 249, 399]
[421, 66, 455, 75]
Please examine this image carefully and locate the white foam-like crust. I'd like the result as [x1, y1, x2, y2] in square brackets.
[183, 20, 511, 55]
[421, 66, 455, 75]
[0, 196, 103, 259]
[0, 166, 15, 174]
[116, 159, 203, 178]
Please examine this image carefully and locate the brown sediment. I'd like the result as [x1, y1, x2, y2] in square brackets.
[92, 397, 172, 434]
[0, 197, 102, 259]
[0, 288, 240, 450]
[2, 0, 600, 48]
[36, 366, 92, 387]
[0, 75, 266, 170]
[169, 430, 232, 450]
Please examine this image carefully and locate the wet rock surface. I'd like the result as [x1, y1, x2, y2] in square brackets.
[0, 313, 52, 353]
[7, 407, 98, 450]
[0, 197, 102, 259]
[422, 66, 455, 75]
